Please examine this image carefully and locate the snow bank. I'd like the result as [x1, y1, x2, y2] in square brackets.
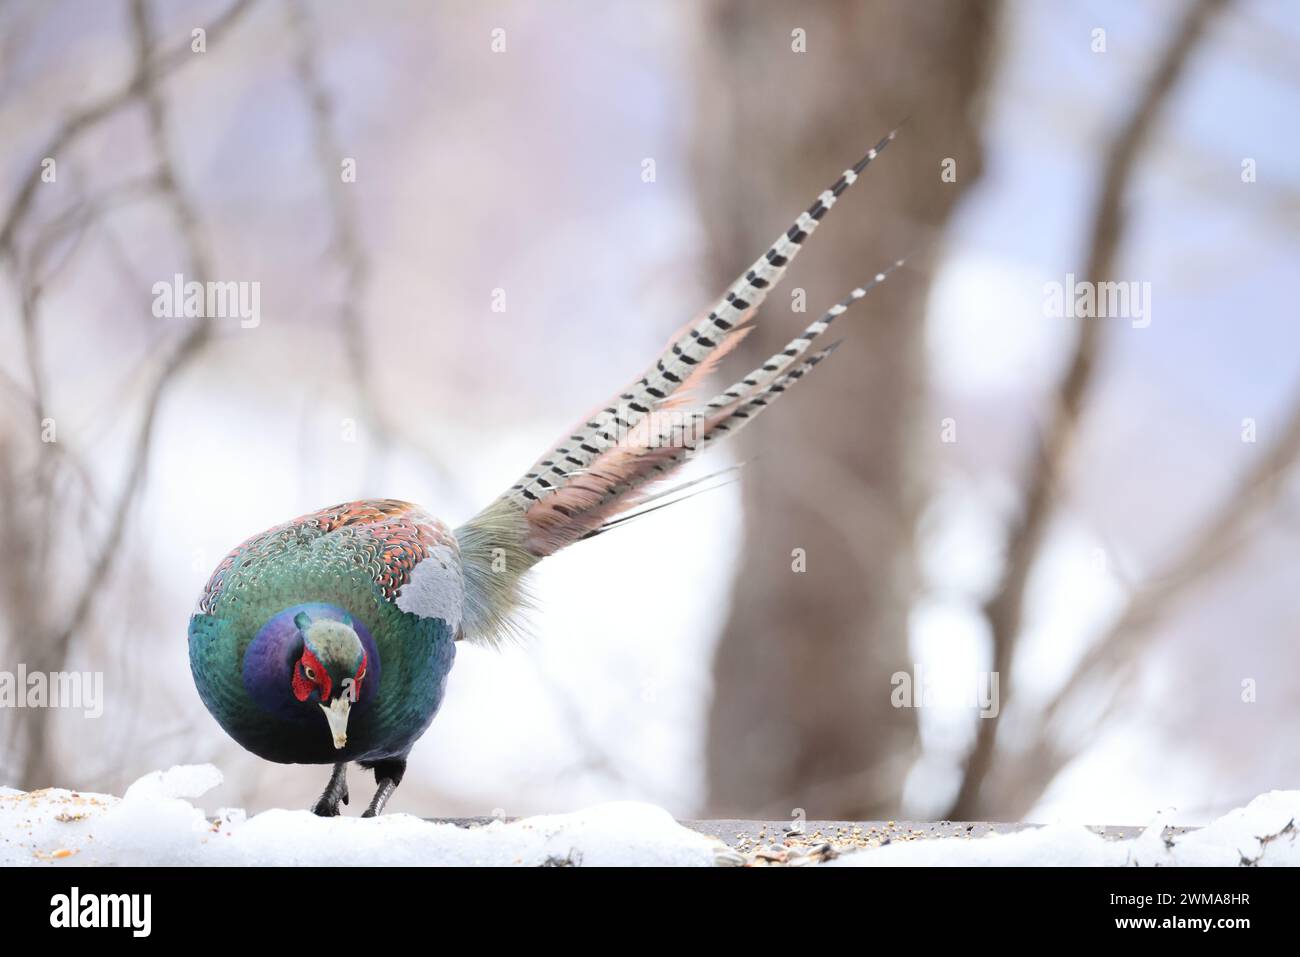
[830, 793, 1300, 866]
[4, 766, 1297, 866]
[0, 765, 725, 866]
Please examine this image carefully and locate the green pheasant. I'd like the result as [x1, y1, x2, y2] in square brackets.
[188, 131, 902, 816]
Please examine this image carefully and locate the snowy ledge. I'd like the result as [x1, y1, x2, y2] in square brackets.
[2, 766, 1297, 866]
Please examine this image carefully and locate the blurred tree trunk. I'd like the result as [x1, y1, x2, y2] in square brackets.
[694, 0, 1000, 818]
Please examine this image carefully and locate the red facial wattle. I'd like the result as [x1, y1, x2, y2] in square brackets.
[349, 652, 368, 702]
[291, 647, 332, 702]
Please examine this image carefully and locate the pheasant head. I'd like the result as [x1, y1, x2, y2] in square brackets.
[292, 612, 368, 748]
[241, 604, 378, 754]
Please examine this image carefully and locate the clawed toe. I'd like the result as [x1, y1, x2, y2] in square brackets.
[312, 762, 350, 817]
[311, 798, 342, 817]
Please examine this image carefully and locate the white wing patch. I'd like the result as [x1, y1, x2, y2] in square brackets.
[395, 544, 464, 635]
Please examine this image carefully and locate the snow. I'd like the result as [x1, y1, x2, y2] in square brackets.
[3, 766, 1297, 866]
[830, 793, 1300, 867]
[0, 765, 724, 867]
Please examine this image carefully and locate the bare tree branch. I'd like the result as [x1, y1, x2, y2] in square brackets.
[16, 0, 244, 789]
[0, 0, 254, 256]
[971, 388, 1300, 817]
[946, 0, 1233, 820]
[288, 0, 464, 499]
[1033, 390, 1300, 748]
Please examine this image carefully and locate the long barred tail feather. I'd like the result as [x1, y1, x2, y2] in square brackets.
[503, 127, 898, 510]
[454, 131, 901, 646]
[511, 343, 836, 557]
[563, 253, 907, 535]
[701, 256, 906, 412]
[517, 341, 844, 557]
[502, 318, 753, 506]
[600, 459, 749, 514]
[579, 341, 846, 540]
[579, 466, 746, 541]
[522, 252, 907, 553]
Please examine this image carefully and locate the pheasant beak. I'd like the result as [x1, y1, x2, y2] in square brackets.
[320, 697, 351, 749]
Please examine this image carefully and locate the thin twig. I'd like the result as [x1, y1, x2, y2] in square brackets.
[287, 0, 465, 499]
[979, 389, 1300, 814]
[44, 0, 216, 659]
[1035, 389, 1300, 745]
[0, 0, 254, 255]
[17, 0, 239, 789]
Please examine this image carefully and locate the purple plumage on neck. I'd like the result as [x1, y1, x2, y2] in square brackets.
[242, 602, 381, 722]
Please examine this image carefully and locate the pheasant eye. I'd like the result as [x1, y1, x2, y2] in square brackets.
[303, 664, 316, 681]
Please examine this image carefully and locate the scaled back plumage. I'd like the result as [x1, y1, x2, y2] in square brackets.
[189, 500, 458, 765]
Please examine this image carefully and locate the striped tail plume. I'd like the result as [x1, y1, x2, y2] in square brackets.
[454, 130, 902, 647]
